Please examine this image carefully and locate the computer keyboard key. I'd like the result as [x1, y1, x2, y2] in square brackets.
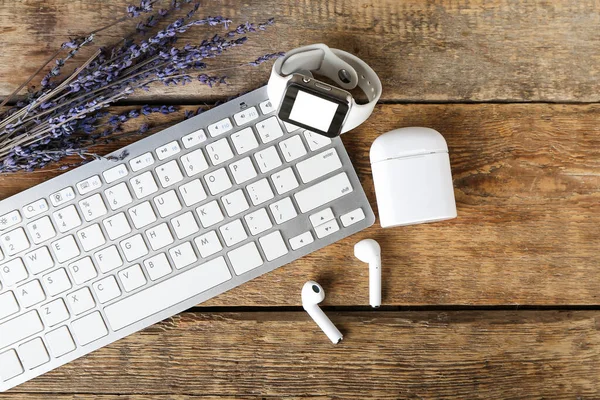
[156, 160, 184, 188]
[76, 175, 102, 195]
[196, 200, 224, 228]
[303, 130, 332, 151]
[76, 224, 106, 252]
[245, 208, 272, 235]
[18, 337, 50, 370]
[129, 152, 155, 172]
[43, 268, 72, 297]
[27, 216, 56, 245]
[229, 157, 257, 184]
[255, 146, 282, 173]
[220, 219, 247, 247]
[2, 228, 30, 256]
[284, 122, 300, 133]
[0, 258, 28, 287]
[130, 171, 159, 199]
[24, 247, 54, 275]
[93, 276, 122, 304]
[0, 310, 44, 349]
[51, 235, 80, 264]
[228, 242, 263, 275]
[205, 168, 232, 195]
[309, 208, 335, 227]
[145, 223, 174, 251]
[233, 106, 259, 125]
[271, 167, 299, 195]
[279, 135, 307, 162]
[128, 201, 157, 229]
[118, 264, 147, 292]
[180, 148, 209, 176]
[105, 183, 133, 211]
[206, 138, 234, 165]
[222, 189, 249, 217]
[23, 199, 49, 219]
[231, 127, 259, 154]
[256, 116, 284, 143]
[103, 212, 132, 240]
[154, 190, 182, 218]
[105, 257, 231, 331]
[94, 245, 123, 274]
[50, 187, 75, 207]
[67, 287, 96, 316]
[0, 350, 24, 381]
[143, 253, 172, 281]
[41, 299, 70, 327]
[259, 99, 275, 114]
[18, 337, 50, 369]
[294, 172, 353, 213]
[259, 231, 288, 261]
[194, 230, 222, 258]
[0, 210, 21, 231]
[67, 257, 97, 285]
[208, 118, 233, 137]
[156, 141, 181, 161]
[269, 197, 298, 225]
[341, 208, 366, 227]
[247, 178, 274, 206]
[45, 326, 76, 358]
[0, 291, 19, 320]
[169, 242, 197, 269]
[171, 212, 199, 239]
[120, 234, 148, 262]
[289, 231, 314, 250]
[52, 205, 82, 234]
[103, 164, 128, 184]
[182, 129, 207, 149]
[315, 219, 340, 239]
[296, 148, 342, 183]
[71, 311, 108, 346]
[17, 279, 46, 308]
[79, 194, 108, 222]
[179, 179, 207, 207]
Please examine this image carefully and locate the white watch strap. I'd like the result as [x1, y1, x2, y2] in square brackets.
[267, 44, 381, 134]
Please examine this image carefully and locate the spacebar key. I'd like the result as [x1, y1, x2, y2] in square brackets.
[105, 257, 232, 331]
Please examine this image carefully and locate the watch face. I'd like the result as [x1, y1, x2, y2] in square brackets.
[278, 84, 350, 138]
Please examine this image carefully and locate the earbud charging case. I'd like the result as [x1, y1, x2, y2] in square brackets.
[369, 127, 457, 228]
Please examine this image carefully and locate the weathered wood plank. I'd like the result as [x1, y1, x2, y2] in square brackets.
[2, 0, 600, 102]
[0, 103, 598, 307]
[3, 311, 599, 398]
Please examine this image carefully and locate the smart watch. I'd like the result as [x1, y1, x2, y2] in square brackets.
[267, 43, 382, 138]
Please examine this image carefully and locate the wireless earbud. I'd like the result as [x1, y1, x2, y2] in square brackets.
[301, 281, 343, 344]
[354, 239, 382, 308]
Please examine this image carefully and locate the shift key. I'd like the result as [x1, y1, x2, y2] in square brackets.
[0, 310, 44, 349]
[294, 172, 353, 213]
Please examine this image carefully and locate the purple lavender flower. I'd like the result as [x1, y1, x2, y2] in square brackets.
[0, 2, 278, 173]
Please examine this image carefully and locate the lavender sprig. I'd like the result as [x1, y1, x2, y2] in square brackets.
[0, 0, 281, 173]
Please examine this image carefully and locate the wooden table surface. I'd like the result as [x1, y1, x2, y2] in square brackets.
[1, 0, 600, 398]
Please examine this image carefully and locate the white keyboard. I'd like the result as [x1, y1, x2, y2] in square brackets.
[0, 86, 374, 391]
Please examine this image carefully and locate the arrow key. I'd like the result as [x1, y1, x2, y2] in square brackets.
[289, 231, 314, 250]
[340, 208, 366, 227]
[309, 208, 334, 228]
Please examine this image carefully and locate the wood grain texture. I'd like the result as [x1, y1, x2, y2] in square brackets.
[2, 0, 600, 102]
[0, 103, 598, 307]
[2, 311, 599, 398]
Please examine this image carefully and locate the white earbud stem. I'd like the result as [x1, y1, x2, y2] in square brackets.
[354, 239, 382, 308]
[301, 281, 343, 344]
